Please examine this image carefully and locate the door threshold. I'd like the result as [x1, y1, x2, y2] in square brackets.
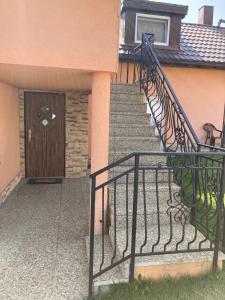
[26, 177, 63, 184]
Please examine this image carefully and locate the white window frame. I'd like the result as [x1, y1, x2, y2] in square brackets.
[135, 13, 171, 46]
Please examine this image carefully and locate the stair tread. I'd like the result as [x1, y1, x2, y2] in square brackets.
[111, 102, 145, 105]
[111, 92, 142, 96]
[110, 111, 149, 116]
[109, 152, 166, 165]
[109, 182, 182, 216]
[110, 136, 159, 141]
[109, 182, 179, 191]
[110, 123, 151, 128]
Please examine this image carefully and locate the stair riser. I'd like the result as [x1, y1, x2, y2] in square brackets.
[110, 139, 160, 151]
[109, 191, 184, 214]
[111, 85, 140, 94]
[109, 171, 172, 183]
[110, 114, 150, 125]
[110, 126, 154, 138]
[109, 154, 166, 166]
[111, 103, 147, 113]
[109, 201, 186, 217]
[110, 212, 190, 228]
[110, 95, 141, 103]
[111, 95, 144, 103]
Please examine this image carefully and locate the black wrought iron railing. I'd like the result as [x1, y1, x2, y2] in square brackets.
[116, 34, 224, 153]
[88, 33, 225, 298]
[111, 44, 141, 84]
[139, 33, 200, 152]
[88, 152, 225, 297]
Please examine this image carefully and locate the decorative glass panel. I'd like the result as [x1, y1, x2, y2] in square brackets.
[41, 106, 50, 113]
[41, 119, 49, 127]
[49, 113, 56, 120]
[36, 111, 43, 119]
[136, 15, 169, 44]
[35, 105, 56, 127]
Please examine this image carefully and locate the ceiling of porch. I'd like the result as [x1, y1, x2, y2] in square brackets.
[0, 63, 92, 92]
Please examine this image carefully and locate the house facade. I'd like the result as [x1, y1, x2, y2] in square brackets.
[0, 1, 225, 297]
[0, 0, 120, 202]
[118, 0, 225, 141]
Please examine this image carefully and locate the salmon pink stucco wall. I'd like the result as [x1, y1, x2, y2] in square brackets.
[164, 67, 225, 142]
[91, 72, 111, 234]
[116, 63, 225, 142]
[0, 0, 120, 73]
[0, 82, 20, 193]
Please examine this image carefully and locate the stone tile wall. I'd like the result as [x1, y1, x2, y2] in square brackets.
[65, 92, 89, 178]
[0, 174, 21, 205]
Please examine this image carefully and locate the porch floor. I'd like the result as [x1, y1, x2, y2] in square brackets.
[0, 177, 90, 300]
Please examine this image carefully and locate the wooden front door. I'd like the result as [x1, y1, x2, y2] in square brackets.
[25, 92, 65, 178]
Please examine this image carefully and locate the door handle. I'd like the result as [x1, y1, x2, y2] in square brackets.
[28, 129, 32, 142]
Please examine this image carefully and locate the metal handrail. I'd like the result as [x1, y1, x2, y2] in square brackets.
[118, 34, 224, 153]
[142, 33, 200, 147]
[88, 151, 225, 297]
[139, 33, 199, 152]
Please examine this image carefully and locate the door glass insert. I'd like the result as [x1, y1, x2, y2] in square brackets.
[36, 111, 43, 119]
[41, 119, 49, 127]
[41, 106, 50, 113]
[49, 113, 56, 120]
[35, 105, 56, 127]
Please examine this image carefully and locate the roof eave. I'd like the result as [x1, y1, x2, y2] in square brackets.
[121, 0, 188, 18]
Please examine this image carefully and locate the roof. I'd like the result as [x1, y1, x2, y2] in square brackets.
[156, 23, 225, 68]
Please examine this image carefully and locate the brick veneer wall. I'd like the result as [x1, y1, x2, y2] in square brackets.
[65, 92, 89, 178]
[19, 90, 89, 178]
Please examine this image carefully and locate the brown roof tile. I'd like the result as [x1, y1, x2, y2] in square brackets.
[157, 23, 225, 68]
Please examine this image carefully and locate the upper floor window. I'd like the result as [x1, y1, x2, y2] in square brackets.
[135, 14, 170, 46]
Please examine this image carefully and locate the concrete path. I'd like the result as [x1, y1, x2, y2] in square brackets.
[0, 178, 90, 300]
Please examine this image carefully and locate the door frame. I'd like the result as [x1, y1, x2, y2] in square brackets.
[24, 91, 66, 178]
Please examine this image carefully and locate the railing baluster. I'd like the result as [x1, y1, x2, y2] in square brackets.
[122, 174, 129, 258]
[152, 169, 161, 252]
[164, 168, 173, 251]
[129, 154, 139, 283]
[140, 169, 148, 254]
[213, 158, 225, 269]
[222, 156, 225, 251]
[100, 187, 105, 271]
[111, 180, 117, 264]
[88, 175, 96, 299]
[89, 152, 225, 291]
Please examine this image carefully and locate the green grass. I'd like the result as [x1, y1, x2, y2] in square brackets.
[94, 270, 225, 300]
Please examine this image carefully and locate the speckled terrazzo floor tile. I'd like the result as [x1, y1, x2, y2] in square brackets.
[0, 178, 90, 300]
[54, 255, 88, 300]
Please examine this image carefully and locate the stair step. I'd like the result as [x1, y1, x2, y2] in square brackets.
[110, 102, 147, 113]
[110, 124, 155, 137]
[109, 167, 172, 183]
[109, 183, 182, 215]
[110, 209, 191, 229]
[110, 111, 150, 125]
[110, 136, 160, 151]
[111, 94, 144, 103]
[109, 152, 166, 166]
[108, 223, 225, 278]
[111, 83, 140, 94]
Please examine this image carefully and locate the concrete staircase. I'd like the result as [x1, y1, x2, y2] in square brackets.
[86, 83, 225, 293]
[108, 83, 225, 278]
